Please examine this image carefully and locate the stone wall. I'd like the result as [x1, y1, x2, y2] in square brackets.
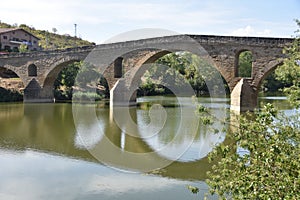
[0, 35, 293, 110]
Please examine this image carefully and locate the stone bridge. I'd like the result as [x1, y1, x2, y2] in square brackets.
[0, 34, 293, 112]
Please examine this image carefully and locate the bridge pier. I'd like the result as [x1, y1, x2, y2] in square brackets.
[230, 78, 258, 113]
[23, 79, 54, 103]
[110, 79, 137, 107]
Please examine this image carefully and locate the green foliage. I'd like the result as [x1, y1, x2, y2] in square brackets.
[54, 61, 108, 101]
[261, 71, 292, 94]
[54, 62, 81, 100]
[196, 104, 214, 125]
[203, 20, 300, 199]
[238, 51, 252, 77]
[187, 185, 199, 194]
[206, 104, 300, 199]
[275, 19, 300, 107]
[72, 91, 103, 102]
[139, 52, 229, 96]
[73, 62, 108, 101]
[138, 79, 167, 96]
[19, 44, 28, 53]
[75, 62, 101, 88]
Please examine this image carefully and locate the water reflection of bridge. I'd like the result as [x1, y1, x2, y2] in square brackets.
[0, 102, 233, 180]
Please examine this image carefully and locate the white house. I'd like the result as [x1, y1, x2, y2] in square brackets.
[0, 28, 41, 52]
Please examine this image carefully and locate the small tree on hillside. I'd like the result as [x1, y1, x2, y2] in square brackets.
[19, 44, 28, 53]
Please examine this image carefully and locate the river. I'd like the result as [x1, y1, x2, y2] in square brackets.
[0, 96, 293, 200]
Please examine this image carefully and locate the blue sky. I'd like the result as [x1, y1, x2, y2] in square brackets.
[0, 0, 299, 43]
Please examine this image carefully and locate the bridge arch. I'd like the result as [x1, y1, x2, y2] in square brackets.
[0, 65, 26, 83]
[0, 66, 25, 101]
[0, 65, 25, 82]
[108, 47, 228, 106]
[40, 58, 83, 101]
[254, 59, 284, 91]
[101, 48, 172, 91]
[43, 59, 82, 88]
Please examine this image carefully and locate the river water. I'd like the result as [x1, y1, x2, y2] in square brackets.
[0, 96, 293, 200]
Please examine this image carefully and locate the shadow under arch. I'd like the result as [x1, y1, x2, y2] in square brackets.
[254, 59, 284, 91]
[135, 50, 231, 96]
[0, 66, 25, 85]
[109, 49, 227, 106]
[41, 59, 88, 102]
[42, 59, 82, 89]
[0, 66, 25, 101]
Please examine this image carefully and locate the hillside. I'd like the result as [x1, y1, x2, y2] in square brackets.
[0, 21, 94, 50]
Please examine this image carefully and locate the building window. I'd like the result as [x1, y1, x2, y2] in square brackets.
[28, 64, 37, 77]
[33, 40, 37, 44]
[114, 57, 123, 78]
[12, 37, 20, 41]
[3, 36, 7, 40]
[4, 46, 11, 51]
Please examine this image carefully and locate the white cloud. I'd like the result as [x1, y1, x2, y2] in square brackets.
[231, 25, 272, 37]
[258, 29, 272, 36]
[0, 0, 235, 42]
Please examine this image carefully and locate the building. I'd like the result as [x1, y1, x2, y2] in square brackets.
[0, 28, 41, 52]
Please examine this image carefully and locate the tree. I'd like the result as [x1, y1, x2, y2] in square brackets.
[54, 61, 108, 101]
[260, 71, 291, 93]
[138, 52, 227, 96]
[52, 27, 57, 34]
[54, 62, 81, 100]
[199, 20, 300, 199]
[275, 19, 300, 107]
[19, 44, 28, 53]
[205, 104, 300, 199]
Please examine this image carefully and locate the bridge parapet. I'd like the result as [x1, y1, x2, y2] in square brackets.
[0, 35, 293, 59]
[0, 34, 294, 111]
[0, 45, 96, 58]
[188, 35, 293, 47]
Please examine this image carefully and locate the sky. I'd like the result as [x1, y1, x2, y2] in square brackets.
[0, 0, 299, 44]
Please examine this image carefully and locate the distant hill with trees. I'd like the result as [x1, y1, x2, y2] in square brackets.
[0, 21, 94, 50]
